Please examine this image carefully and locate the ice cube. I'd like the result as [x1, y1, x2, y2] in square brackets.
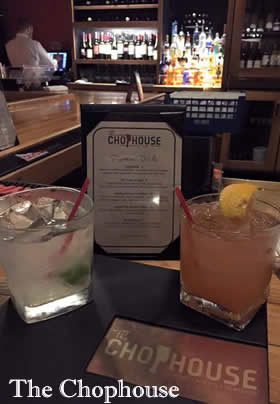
[9, 211, 34, 229]
[6, 202, 49, 229]
[35, 197, 55, 219]
[36, 197, 55, 208]
[34, 198, 62, 225]
[11, 200, 32, 215]
[54, 201, 73, 220]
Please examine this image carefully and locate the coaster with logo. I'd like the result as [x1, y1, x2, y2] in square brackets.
[87, 317, 268, 404]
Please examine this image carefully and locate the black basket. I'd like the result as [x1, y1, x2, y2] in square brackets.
[165, 91, 247, 134]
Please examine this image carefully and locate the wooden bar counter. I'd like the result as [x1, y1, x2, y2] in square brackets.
[1, 93, 81, 184]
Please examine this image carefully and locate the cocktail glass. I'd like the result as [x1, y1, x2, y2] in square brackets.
[180, 193, 280, 331]
[0, 187, 94, 323]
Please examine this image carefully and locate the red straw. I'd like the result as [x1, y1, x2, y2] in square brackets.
[59, 178, 90, 254]
[175, 187, 193, 224]
[67, 178, 90, 222]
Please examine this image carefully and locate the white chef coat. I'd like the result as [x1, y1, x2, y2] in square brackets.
[5, 33, 56, 69]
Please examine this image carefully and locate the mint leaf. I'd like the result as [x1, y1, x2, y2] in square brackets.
[60, 264, 90, 285]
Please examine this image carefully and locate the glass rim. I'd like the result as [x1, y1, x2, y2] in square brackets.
[184, 192, 280, 234]
[0, 186, 94, 233]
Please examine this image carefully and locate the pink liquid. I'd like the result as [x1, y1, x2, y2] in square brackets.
[180, 202, 279, 315]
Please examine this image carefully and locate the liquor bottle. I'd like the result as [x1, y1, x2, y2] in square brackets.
[93, 31, 100, 59]
[262, 45, 270, 67]
[147, 34, 154, 60]
[135, 35, 142, 59]
[273, 15, 280, 32]
[142, 33, 148, 60]
[153, 34, 158, 61]
[213, 32, 220, 63]
[80, 32, 87, 59]
[253, 43, 262, 68]
[240, 43, 248, 68]
[184, 32, 192, 61]
[99, 32, 106, 59]
[160, 54, 168, 84]
[206, 29, 213, 55]
[166, 63, 174, 85]
[123, 34, 129, 60]
[246, 43, 254, 68]
[270, 44, 278, 66]
[163, 35, 170, 62]
[221, 25, 226, 50]
[177, 28, 185, 60]
[193, 23, 200, 47]
[111, 34, 118, 60]
[128, 35, 135, 60]
[117, 34, 124, 59]
[172, 19, 178, 36]
[170, 34, 177, 60]
[199, 25, 207, 57]
[105, 32, 112, 60]
[86, 33, 93, 59]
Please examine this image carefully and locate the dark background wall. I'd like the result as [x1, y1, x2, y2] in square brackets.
[0, 0, 73, 64]
[163, 0, 228, 39]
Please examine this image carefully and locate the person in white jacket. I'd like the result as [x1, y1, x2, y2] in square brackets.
[5, 18, 56, 69]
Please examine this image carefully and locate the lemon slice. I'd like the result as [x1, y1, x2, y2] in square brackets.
[219, 183, 258, 218]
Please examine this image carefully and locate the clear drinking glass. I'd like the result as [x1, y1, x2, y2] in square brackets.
[180, 193, 280, 331]
[0, 187, 94, 323]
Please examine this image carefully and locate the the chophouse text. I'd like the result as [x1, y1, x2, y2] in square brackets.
[8, 379, 180, 402]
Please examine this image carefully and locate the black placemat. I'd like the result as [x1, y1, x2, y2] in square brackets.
[0, 255, 268, 403]
[0, 128, 81, 177]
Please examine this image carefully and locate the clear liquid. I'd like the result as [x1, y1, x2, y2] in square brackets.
[0, 195, 94, 323]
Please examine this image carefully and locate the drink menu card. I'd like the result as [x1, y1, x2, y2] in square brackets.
[88, 318, 269, 404]
[87, 121, 182, 255]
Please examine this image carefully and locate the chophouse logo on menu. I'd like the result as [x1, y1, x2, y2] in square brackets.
[107, 134, 161, 148]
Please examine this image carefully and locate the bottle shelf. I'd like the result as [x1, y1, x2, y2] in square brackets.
[242, 32, 280, 42]
[74, 4, 158, 10]
[74, 21, 158, 28]
[76, 58, 158, 64]
[242, 38, 261, 42]
[240, 67, 280, 78]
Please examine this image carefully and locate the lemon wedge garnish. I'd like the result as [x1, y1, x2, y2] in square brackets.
[219, 183, 258, 218]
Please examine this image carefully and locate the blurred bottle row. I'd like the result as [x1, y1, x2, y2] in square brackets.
[79, 65, 156, 83]
[240, 42, 280, 68]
